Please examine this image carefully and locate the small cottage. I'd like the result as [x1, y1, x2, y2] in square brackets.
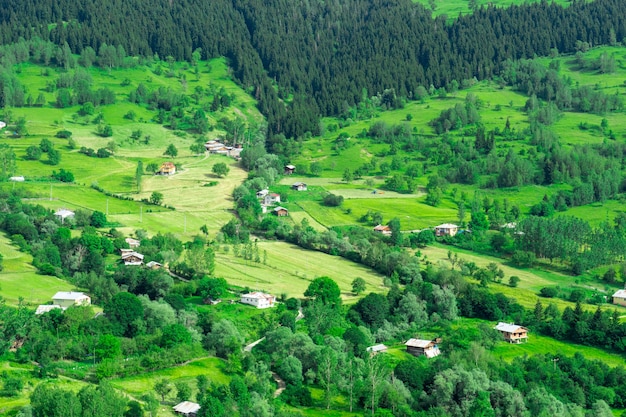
[52, 292, 91, 308]
[284, 164, 296, 175]
[55, 208, 75, 223]
[173, 401, 201, 417]
[273, 206, 289, 217]
[122, 251, 144, 266]
[146, 261, 162, 269]
[612, 289, 626, 307]
[373, 224, 392, 236]
[405, 338, 441, 358]
[494, 322, 528, 344]
[366, 344, 388, 356]
[241, 292, 276, 308]
[158, 162, 176, 175]
[256, 189, 269, 199]
[125, 237, 141, 248]
[434, 223, 459, 237]
[292, 182, 307, 191]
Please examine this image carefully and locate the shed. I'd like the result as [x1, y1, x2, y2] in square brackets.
[173, 401, 201, 417]
[366, 344, 388, 356]
[273, 206, 289, 217]
[292, 182, 308, 191]
[122, 251, 144, 266]
[146, 261, 162, 269]
[373, 224, 392, 236]
[125, 237, 141, 248]
[284, 164, 296, 175]
[35, 305, 62, 315]
[9, 176, 24, 182]
[54, 208, 75, 223]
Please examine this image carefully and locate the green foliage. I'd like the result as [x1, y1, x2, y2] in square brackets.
[164, 143, 178, 158]
[351, 277, 366, 295]
[212, 162, 230, 178]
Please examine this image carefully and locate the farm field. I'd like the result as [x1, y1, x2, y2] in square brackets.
[214, 240, 386, 302]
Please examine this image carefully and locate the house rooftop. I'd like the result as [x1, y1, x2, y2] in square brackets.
[494, 322, 526, 333]
[613, 290, 626, 298]
[173, 401, 201, 414]
[366, 344, 388, 352]
[122, 251, 144, 260]
[405, 338, 434, 348]
[242, 291, 275, 300]
[53, 291, 88, 300]
[273, 206, 288, 212]
[435, 223, 458, 229]
[285, 164, 296, 169]
[55, 209, 75, 217]
[35, 305, 62, 315]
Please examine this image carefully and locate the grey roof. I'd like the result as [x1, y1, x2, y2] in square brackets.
[613, 289, 626, 299]
[55, 209, 75, 218]
[366, 344, 388, 352]
[173, 401, 201, 414]
[494, 322, 526, 333]
[52, 291, 88, 300]
[273, 206, 288, 212]
[35, 305, 62, 315]
[405, 338, 434, 348]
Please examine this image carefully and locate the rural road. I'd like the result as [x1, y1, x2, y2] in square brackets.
[272, 372, 286, 397]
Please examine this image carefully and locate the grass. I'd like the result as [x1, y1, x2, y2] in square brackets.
[214, 241, 386, 302]
[0, 233, 75, 306]
[420, 243, 616, 312]
[412, 0, 578, 20]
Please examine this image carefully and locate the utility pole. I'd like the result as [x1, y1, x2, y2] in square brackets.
[49, 183, 52, 201]
[140, 206, 143, 223]
[106, 198, 109, 216]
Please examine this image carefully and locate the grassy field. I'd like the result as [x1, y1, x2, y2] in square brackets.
[412, 0, 578, 20]
[421, 243, 618, 312]
[0, 233, 76, 306]
[214, 240, 386, 302]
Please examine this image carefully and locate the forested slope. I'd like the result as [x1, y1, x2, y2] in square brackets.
[0, 0, 624, 138]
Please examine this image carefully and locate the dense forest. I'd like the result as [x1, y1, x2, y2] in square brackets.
[0, 0, 624, 141]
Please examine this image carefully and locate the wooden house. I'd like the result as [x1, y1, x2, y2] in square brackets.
[273, 206, 289, 217]
[146, 261, 162, 269]
[158, 162, 176, 175]
[292, 182, 307, 191]
[405, 338, 441, 358]
[122, 251, 144, 266]
[373, 224, 392, 236]
[256, 189, 269, 199]
[434, 223, 459, 237]
[612, 289, 626, 307]
[284, 164, 296, 175]
[494, 322, 528, 343]
[125, 237, 141, 248]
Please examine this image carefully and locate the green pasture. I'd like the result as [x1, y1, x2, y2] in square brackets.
[0, 233, 75, 306]
[493, 333, 626, 368]
[110, 357, 229, 397]
[412, 0, 577, 20]
[214, 240, 386, 302]
[421, 244, 616, 312]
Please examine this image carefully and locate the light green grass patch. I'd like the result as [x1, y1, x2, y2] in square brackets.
[214, 241, 385, 302]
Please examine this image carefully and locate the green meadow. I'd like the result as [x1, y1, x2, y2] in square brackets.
[412, 0, 578, 20]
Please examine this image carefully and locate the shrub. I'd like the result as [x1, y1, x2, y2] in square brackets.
[323, 193, 344, 207]
[539, 287, 558, 298]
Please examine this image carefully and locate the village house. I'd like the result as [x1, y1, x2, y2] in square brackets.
[405, 338, 441, 358]
[125, 237, 141, 248]
[122, 251, 144, 266]
[54, 208, 75, 223]
[146, 261, 163, 269]
[284, 164, 296, 175]
[35, 304, 62, 315]
[292, 182, 307, 191]
[373, 224, 392, 236]
[9, 176, 24, 182]
[240, 292, 276, 308]
[434, 223, 459, 237]
[52, 291, 91, 309]
[264, 193, 281, 205]
[613, 289, 626, 307]
[273, 206, 289, 217]
[173, 401, 201, 417]
[366, 344, 388, 356]
[158, 162, 176, 175]
[494, 322, 529, 343]
[256, 189, 269, 199]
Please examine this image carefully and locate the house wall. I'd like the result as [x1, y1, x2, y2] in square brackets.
[613, 297, 626, 307]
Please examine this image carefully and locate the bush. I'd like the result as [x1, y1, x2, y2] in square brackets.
[52, 169, 74, 183]
[323, 193, 344, 207]
[509, 276, 520, 287]
[55, 130, 72, 138]
[512, 250, 536, 268]
[539, 287, 558, 298]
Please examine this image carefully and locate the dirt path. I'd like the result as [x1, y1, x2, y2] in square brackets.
[272, 372, 286, 398]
